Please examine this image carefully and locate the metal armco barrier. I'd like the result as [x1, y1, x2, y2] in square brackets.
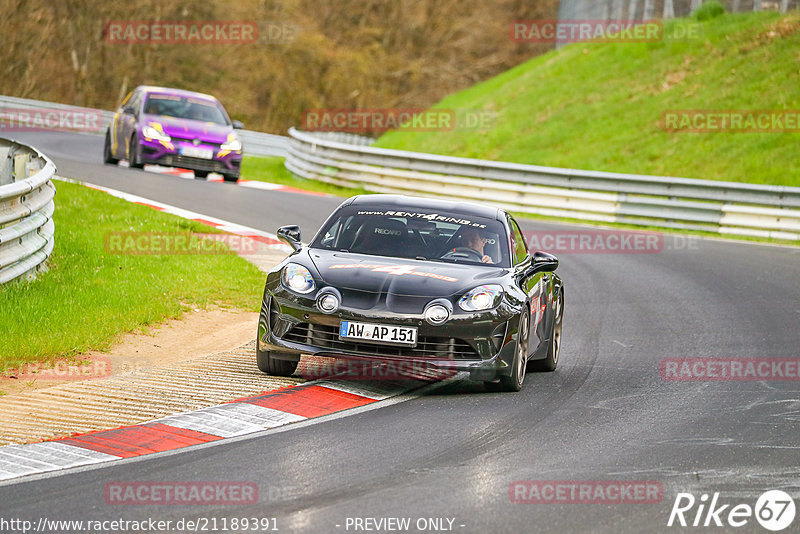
[2, 95, 798, 241]
[0, 139, 57, 284]
[0, 95, 289, 158]
[286, 128, 800, 241]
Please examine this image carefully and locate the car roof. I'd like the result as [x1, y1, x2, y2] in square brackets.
[135, 86, 219, 102]
[345, 194, 505, 221]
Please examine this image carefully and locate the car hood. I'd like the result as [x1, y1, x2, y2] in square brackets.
[140, 114, 233, 143]
[307, 250, 505, 298]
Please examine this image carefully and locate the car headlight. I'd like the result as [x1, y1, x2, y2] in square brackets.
[458, 285, 503, 312]
[282, 263, 316, 294]
[221, 137, 242, 151]
[142, 124, 171, 142]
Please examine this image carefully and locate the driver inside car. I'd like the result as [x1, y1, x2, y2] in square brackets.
[455, 227, 494, 264]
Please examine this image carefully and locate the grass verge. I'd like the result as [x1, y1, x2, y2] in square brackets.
[374, 11, 800, 187]
[0, 180, 266, 367]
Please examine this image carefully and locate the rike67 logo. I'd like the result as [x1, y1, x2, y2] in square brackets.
[668, 490, 796, 531]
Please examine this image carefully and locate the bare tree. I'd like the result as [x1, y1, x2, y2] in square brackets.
[628, 0, 640, 19]
[643, 0, 655, 18]
[663, 0, 675, 18]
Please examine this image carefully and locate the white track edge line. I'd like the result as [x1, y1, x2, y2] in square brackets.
[0, 374, 465, 488]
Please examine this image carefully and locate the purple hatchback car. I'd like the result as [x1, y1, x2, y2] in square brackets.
[104, 86, 244, 181]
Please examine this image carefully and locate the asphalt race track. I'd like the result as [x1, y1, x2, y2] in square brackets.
[2, 131, 799, 533]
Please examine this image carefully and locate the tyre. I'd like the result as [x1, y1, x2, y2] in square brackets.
[485, 309, 529, 392]
[103, 131, 119, 165]
[222, 173, 239, 183]
[256, 347, 299, 376]
[129, 134, 144, 169]
[194, 170, 209, 179]
[530, 289, 563, 372]
[256, 312, 299, 376]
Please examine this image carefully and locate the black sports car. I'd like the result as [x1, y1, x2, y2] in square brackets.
[257, 195, 564, 392]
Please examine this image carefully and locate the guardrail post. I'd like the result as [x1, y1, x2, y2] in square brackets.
[13, 152, 30, 182]
[0, 144, 11, 186]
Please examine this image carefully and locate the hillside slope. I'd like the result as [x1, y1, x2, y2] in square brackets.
[375, 11, 800, 186]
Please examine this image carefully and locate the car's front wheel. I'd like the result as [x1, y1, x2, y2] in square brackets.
[194, 170, 209, 179]
[129, 134, 144, 169]
[485, 309, 529, 392]
[222, 173, 239, 183]
[103, 131, 119, 165]
[256, 315, 299, 376]
[256, 349, 300, 376]
[256, 347, 299, 376]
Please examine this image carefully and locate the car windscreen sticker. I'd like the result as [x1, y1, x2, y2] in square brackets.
[329, 264, 458, 282]
[356, 211, 487, 229]
[149, 94, 182, 101]
[374, 226, 403, 236]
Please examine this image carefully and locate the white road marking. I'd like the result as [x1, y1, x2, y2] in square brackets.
[0, 443, 117, 480]
[153, 403, 306, 438]
[238, 180, 285, 190]
[316, 379, 422, 400]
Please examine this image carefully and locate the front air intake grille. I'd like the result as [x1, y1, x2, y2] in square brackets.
[171, 155, 225, 171]
[281, 323, 479, 360]
[269, 297, 282, 331]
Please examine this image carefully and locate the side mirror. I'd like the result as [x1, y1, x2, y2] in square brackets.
[232, 120, 244, 130]
[277, 225, 302, 251]
[524, 251, 559, 279]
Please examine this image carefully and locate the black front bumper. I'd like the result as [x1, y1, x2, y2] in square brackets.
[259, 291, 518, 377]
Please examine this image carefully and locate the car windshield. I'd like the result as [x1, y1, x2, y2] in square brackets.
[312, 206, 511, 267]
[143, 94, 229, 125]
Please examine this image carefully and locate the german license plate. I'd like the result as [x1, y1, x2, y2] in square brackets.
[339, 321, 417, 347]
[180, 145, 213, 159]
